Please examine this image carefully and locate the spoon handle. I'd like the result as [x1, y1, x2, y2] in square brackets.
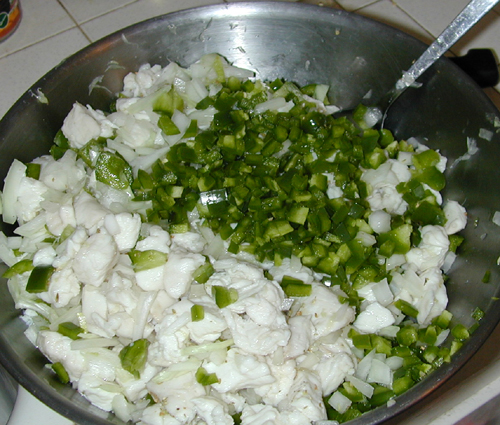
[396, 0, 500, 90]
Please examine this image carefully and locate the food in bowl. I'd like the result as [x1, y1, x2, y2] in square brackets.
[0, 53, 474, 424]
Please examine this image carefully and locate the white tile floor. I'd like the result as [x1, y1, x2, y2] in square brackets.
[0, 1, 500, 424]
[0, 0, 499, 119]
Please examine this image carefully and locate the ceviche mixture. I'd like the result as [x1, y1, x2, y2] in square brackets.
[0, 54, 474, 425]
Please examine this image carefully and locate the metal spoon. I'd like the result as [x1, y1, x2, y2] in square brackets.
[360, 0, 500, 128]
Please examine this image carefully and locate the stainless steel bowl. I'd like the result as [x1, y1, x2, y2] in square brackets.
[0, 2, 499, 424]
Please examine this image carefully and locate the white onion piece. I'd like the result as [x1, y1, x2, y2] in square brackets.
[254, 97, 286, 114]
[435, 328, 450, 346]
[71, 337, 120, 350]
[368, 210, 391, 234]
[152, 357, 201, 384]
[112, 394, 133, 423]
[2, 159, 26, 224]
[378, 325, 400, 339]
[367, 358, 392, 386]
[355, 349, 376, 381]
[372, 279, 394, 306]
[356, 231, 377, 247]
[132, 291, 157, 341]
[385, 356, 404, 371]
[385, 254, 406, 271]
[363, 107, 382, 128]
[180, 338, 234, 356]
[345, 375, 374, 398]
[328, 391, 352, 414]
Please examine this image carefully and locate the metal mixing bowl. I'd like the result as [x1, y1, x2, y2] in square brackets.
[1, 2, 500, 424]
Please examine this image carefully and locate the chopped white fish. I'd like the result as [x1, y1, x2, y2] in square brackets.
[354, 302, 396, 333]
[104, 212, 142, 252]
[62, 103, 114, 149]
[192, 396, 233, 425]
[73, 232, 119, 287]
[204, 348, 275, 393]
[405, 225, 450, 272]
[163, 249, 205, 299]
[443, 200, 467, 235]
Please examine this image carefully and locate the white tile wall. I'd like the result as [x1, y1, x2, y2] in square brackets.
[0, 27, 89, 119]
[79, 0, 224, 42]
[353, 0, 434, 44]
[0, 0, 76, 58]
[58, 0, 139, 24]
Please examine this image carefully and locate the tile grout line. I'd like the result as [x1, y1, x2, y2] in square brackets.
[55, 0, 92, 43]
[0, 28, 85, 61]
[0, 0, 144, 61]
[388, 1, 438, 45]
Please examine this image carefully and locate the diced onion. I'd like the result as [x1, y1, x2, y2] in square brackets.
[254, 97, 286, 114]
[328, 391, 352, 414]
[367, 358, 392, 386]
[345, 375, 374, 398]
[71, 337, 120, 350]
[180, 338, 234, 356]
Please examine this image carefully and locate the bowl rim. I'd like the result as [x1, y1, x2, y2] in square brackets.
[1, 2, 500, 425]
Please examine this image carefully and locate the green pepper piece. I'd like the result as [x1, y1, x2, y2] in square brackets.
[481, 270, 491, 284]
[58, 322, 84, 340]
[53, 129, 70, 148]
[393, 375, 414, 396]
[432, 310, 453, 329]
[394, 299, 419, 318]
[95, 151, 133, 190]
[153, 87, 184, 115]
[193, 262, 215, 284]
[26, 265, 55, 293]
[184, 119, 198, 138]
[191, 304, 205, 322]
[371, 334, 392, 355]
[232, 412, 242, 425]
[212, 286, 238, 308]
[214, 91, 238, 112]
[288, 205, 309, 225]
[411, 201, 446, 226]
[226, 75, 242, 92]
[25, 162, 41, 180]
[472, 307, 485, 321]
[129, 249, 168, 272]
[370, 385, 395, 407]
[264, 220, 294, 240]
[2, 259, 34, 278]
[412, 149, 440, 170]
[195, 366, 218, 386]
[413, 166, 446, 191]
[448, 235, 464, 253]
[451, 323, 470, 342]
[378, 224, 412, 255]
[351, 333, 372, 351]
[196, 96, 214, 110]
[419, 325, 438, 345]
[280, 275, 313, 297]
[396, 325, 418, 346]
[50, 130, 70, 160]
[339, 382, 366, 403]
[119, 339, 150, 379]
[158, 114, 181, 136]
[77, 138, 107, 167]
[52, 362, 70, 384]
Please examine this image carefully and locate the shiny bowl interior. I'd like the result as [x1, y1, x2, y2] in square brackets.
[1, 2, 500, 424]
